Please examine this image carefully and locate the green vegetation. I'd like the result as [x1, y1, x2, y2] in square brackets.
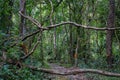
[0, 0, 120, 80]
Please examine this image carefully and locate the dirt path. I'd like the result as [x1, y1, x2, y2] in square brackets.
[48, 63, 89, 80]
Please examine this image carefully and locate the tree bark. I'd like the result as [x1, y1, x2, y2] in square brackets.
[106, 0, 115, 68]
[27, 65, 120, 77]
[20, 0, 26, 37]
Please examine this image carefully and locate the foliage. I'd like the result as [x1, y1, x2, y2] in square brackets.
[0, 64, 46, 80]
[0, 0, 120, 79]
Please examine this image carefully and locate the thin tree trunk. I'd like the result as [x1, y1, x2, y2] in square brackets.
[53, 21, 57, 60]
[74, 37, 79, 67]
[68, 3, 74, 65]
[20, 0, 26, 37]
[53, 16, 56, 60]
[39, 2, 44, 65]
[19, 0, 27, 56]
[49, 0, 57, 60]
[106, 0, 115, 68]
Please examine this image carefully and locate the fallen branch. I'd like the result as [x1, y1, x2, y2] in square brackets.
[27, 65, 120, 77]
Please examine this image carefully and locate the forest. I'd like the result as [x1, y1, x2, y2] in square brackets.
[0, 0, 120, 80]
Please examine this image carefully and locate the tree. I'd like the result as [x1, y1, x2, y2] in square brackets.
[106, 0, 115, 68]
[20, 0, 26, 37]
[1, 0, 120, 79]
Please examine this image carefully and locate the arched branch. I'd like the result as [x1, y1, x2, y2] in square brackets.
[19, 11, 120, 31]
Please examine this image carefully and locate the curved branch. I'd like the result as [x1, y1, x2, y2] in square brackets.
[19, 11, 42, 28]
[19, 11, 120, 31]
[20, 21, 120, 41]
[20, 40, 39, 60]
[18, 11, 120, 42]
[20, 32, 42, 60]
[27, 65, 120, 77]
[22, 30, 40, 41]
[46, 21, 120, 30]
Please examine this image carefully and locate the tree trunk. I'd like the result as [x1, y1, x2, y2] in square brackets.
[19, 0, 27, 56]
[53, 19, 58, 60]
[68, 3, 74, 65]
[20, 0, 26, 37]
[106, 0, 115, 68]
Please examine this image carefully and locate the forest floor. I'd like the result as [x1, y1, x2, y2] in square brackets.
[48, 63, 90, 80]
